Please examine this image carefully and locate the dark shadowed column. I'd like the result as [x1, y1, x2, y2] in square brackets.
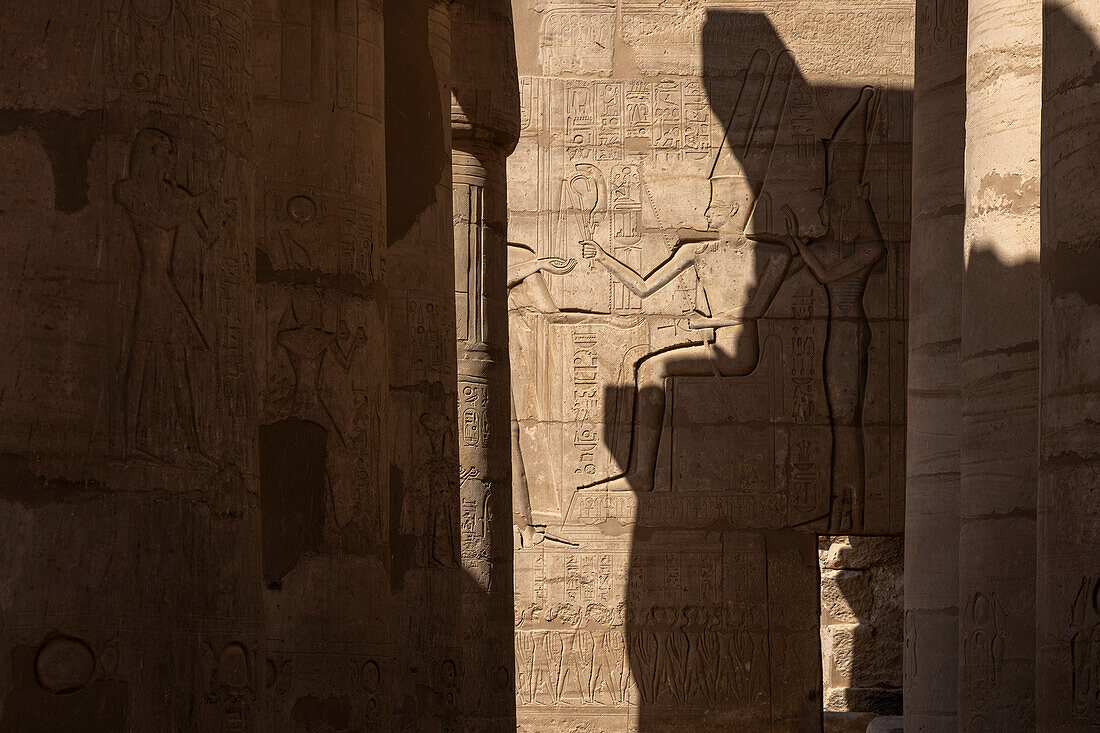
[251, 0, 392, 727]
[0, 2, 261, 729]
[905, 0, 965, 729]
[450, 0, 520, 728]
[384, 0, 470, 729]
[959, 0, 1040, 728]
[1037, 1, 1100, 727]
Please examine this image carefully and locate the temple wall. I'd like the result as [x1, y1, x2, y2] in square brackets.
[507, 2, 912, 730]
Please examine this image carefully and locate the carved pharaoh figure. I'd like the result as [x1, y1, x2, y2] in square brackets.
[782, 87, 886, 532]
[115, 127, 232, 466]
[576, 179, 793, 493]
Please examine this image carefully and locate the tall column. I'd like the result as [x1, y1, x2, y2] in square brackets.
[451, 0, 520, 728]
[906, 1, 966, 729]
[251, 0, 391, 728]
[1037, 1, 1100, 727]
[384, 0, 467, 729]
[0, 2, 261, 729]
[959, 0, 1041, 728]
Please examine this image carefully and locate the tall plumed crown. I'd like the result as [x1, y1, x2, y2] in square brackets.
[823, 86, 876, 193]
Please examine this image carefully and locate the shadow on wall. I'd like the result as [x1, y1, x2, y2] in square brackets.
[1039, 2, 1100, 728]
[567, 10, 912, 731]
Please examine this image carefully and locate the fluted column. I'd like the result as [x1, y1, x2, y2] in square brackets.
[1036, 1, 1100, 727]
[906, 1, 966, 729]
[450, 0, 519, 728]
[252, 0, 391, 727]
[958, 0, 1041, 727]
[0, 2, 261, 728]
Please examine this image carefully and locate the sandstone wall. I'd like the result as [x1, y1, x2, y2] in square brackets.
[507, 1, 912, 730]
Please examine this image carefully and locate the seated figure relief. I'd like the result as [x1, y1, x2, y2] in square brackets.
[553, 87, 886, 533]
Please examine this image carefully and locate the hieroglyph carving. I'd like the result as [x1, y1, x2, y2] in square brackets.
[107, 0, 251, 126]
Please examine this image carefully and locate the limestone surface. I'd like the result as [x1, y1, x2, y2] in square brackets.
[507, 1, 912, 729]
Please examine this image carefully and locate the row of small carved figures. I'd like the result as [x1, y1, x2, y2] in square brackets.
[515, 625, 771, 708]
[515, 601, 770, 632]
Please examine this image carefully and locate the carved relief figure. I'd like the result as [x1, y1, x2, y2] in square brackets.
[275, 289, 367, 447]
[781, 88, 885, 531]
[576, 191, 793, 492]
[400, 382, 459, 568]
[115, 127, 232, 466]
[508, 242, 644, 536]
[1071, 577, 1100, 718]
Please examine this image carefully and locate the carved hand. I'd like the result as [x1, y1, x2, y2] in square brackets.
[539, 257, 578, 276]
[579, 240, 605, 260]
[782, 205, 807, 252]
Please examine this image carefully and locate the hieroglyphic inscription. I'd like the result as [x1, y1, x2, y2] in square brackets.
[254, 2, 312, 102]
[514, 532, 820, 727]
[539, 10, 616, 77]
[336, 0, 384, 119]
[511, 2, 911, 729]
[563, 80, 713, 161]
[571, 330, 600, 480]
[262, 183, 379, 284]
[407, 291, 448, 380]
[106, 0, 252, 125]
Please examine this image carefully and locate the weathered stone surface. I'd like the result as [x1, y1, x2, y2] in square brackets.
[6, 0, 1100, 728]
[823, 711, 879, 733]
[252, 0, 391, 728]
[905, 6, 965, 728]
[820, 536, 903, 718]
[508, 3, 912, 728]
[0, 2, 262, 728]
[958, 0, 1042, 728]
[1037, 1, 1100, 729]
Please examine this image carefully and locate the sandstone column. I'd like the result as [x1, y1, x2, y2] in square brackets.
[451, 0, 520, 727]
[1036, 1, 1100, 727]
[958, 0, 1041, 727]
[905, 1, 966, 730]
[384, 0, 467, 728]
[251, 0, 391, 727]
[0, 2, 260, 728]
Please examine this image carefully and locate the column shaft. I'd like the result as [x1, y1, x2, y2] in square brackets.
[384, 0, 467, 728]
[0, 1, 261, 727]
[906, 0, 966, 729]
[959, 0, 1041, 727]
[1037, 1, 1100, 727]
[252, 0, 391, 727]
[453, 142, 515, 729]
[450, 0, 520, 727]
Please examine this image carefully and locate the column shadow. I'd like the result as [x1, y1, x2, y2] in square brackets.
[587, 10, 913, 731]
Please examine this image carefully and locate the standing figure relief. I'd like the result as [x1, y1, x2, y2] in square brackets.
[114, 127, 235, 467]
[780, 87, 885, 531]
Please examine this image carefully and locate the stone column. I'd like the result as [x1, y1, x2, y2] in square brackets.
[1037, 1, 1100, 727]
[251, 0, 391, 727]
[384, 0, 467, 729]
[0, 2, 260, 728]
[450, 0, 519, 728]
[905, 0, 966, 729]
[958, 0, 1041, 727]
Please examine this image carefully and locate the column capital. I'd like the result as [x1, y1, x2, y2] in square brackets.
[449, 0, 521, 152]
